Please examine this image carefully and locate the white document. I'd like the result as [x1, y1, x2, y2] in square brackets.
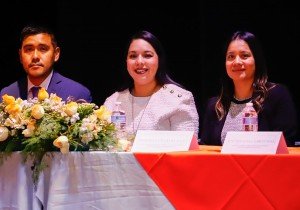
[221, 131, 288, 154]
[131, 130, 198, 152]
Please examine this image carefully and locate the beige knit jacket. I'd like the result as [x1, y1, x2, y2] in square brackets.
[104, 84, 199, 136]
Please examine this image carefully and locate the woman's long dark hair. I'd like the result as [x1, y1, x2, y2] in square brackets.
[119, 30, 180, 91]
[215, 30, 274, 120]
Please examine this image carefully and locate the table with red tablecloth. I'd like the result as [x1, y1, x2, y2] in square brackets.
[135, 146, 300, 210]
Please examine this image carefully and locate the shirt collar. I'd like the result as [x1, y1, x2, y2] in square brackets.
[27, 71, 53, 94]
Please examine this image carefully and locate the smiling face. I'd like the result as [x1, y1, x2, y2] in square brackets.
[126, 39, 159, 87]
[19, 33, 60, 85]
[225, 39, 255, 84]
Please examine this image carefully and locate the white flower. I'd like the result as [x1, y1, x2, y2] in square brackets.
[118, 139, 132, 152]
[70, 113, 80, 124]
[0, 126, 9, 141]
[4, 115, 26, 129]
[81, 133, 94, 144]
[22, 128, 34, 137]
[22, 120, 36, 137]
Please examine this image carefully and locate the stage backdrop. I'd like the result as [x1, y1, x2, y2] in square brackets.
[1, 0, 299, 139]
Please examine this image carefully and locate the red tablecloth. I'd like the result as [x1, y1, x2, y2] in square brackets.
[134, 147, 300, 210]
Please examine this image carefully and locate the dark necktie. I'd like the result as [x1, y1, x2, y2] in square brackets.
[31, 86, 41, 98]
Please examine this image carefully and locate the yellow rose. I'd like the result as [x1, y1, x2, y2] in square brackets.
[38, 87, 49, 101]
[53, 136, 70, 154]
[0, 126, 9, 141]
[94, 105, 111, 121]
[5, 103, 22, 115]
[65, 102, 78, 116]
[2, 94, 15, 105]
[31, 104, 45, 119]
[53, 135, 69, 148]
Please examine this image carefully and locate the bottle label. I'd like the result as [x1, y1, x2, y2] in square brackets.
[243, 117, 258, 131]
[243, 117, 258, 125]
[111, 115, 126, 124]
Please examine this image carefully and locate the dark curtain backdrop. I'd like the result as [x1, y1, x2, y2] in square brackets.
[1, 0, 299, 138]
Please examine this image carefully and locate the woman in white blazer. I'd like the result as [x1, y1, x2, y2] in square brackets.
[104, 30, 199, 138]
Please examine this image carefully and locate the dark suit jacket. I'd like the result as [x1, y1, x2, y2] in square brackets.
[200, 84, 298, 146]
[0, 71, 92, 102]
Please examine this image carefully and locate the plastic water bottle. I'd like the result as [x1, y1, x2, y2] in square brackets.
[111, 101, 126, 131]
[111, 101, 127, 142]
[242, 102, 258, 131]
[111, 101, 132, 151]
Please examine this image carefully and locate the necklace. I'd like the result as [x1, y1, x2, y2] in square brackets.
[131, 94, 152, 134]
[233, 95, 252, 102]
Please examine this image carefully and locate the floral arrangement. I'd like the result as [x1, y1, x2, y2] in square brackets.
[0, 88, 118, 182]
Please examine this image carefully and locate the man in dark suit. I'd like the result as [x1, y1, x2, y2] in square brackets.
[0, 24, 92, 102]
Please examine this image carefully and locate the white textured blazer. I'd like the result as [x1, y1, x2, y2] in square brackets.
[104, 84, 199, 136]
